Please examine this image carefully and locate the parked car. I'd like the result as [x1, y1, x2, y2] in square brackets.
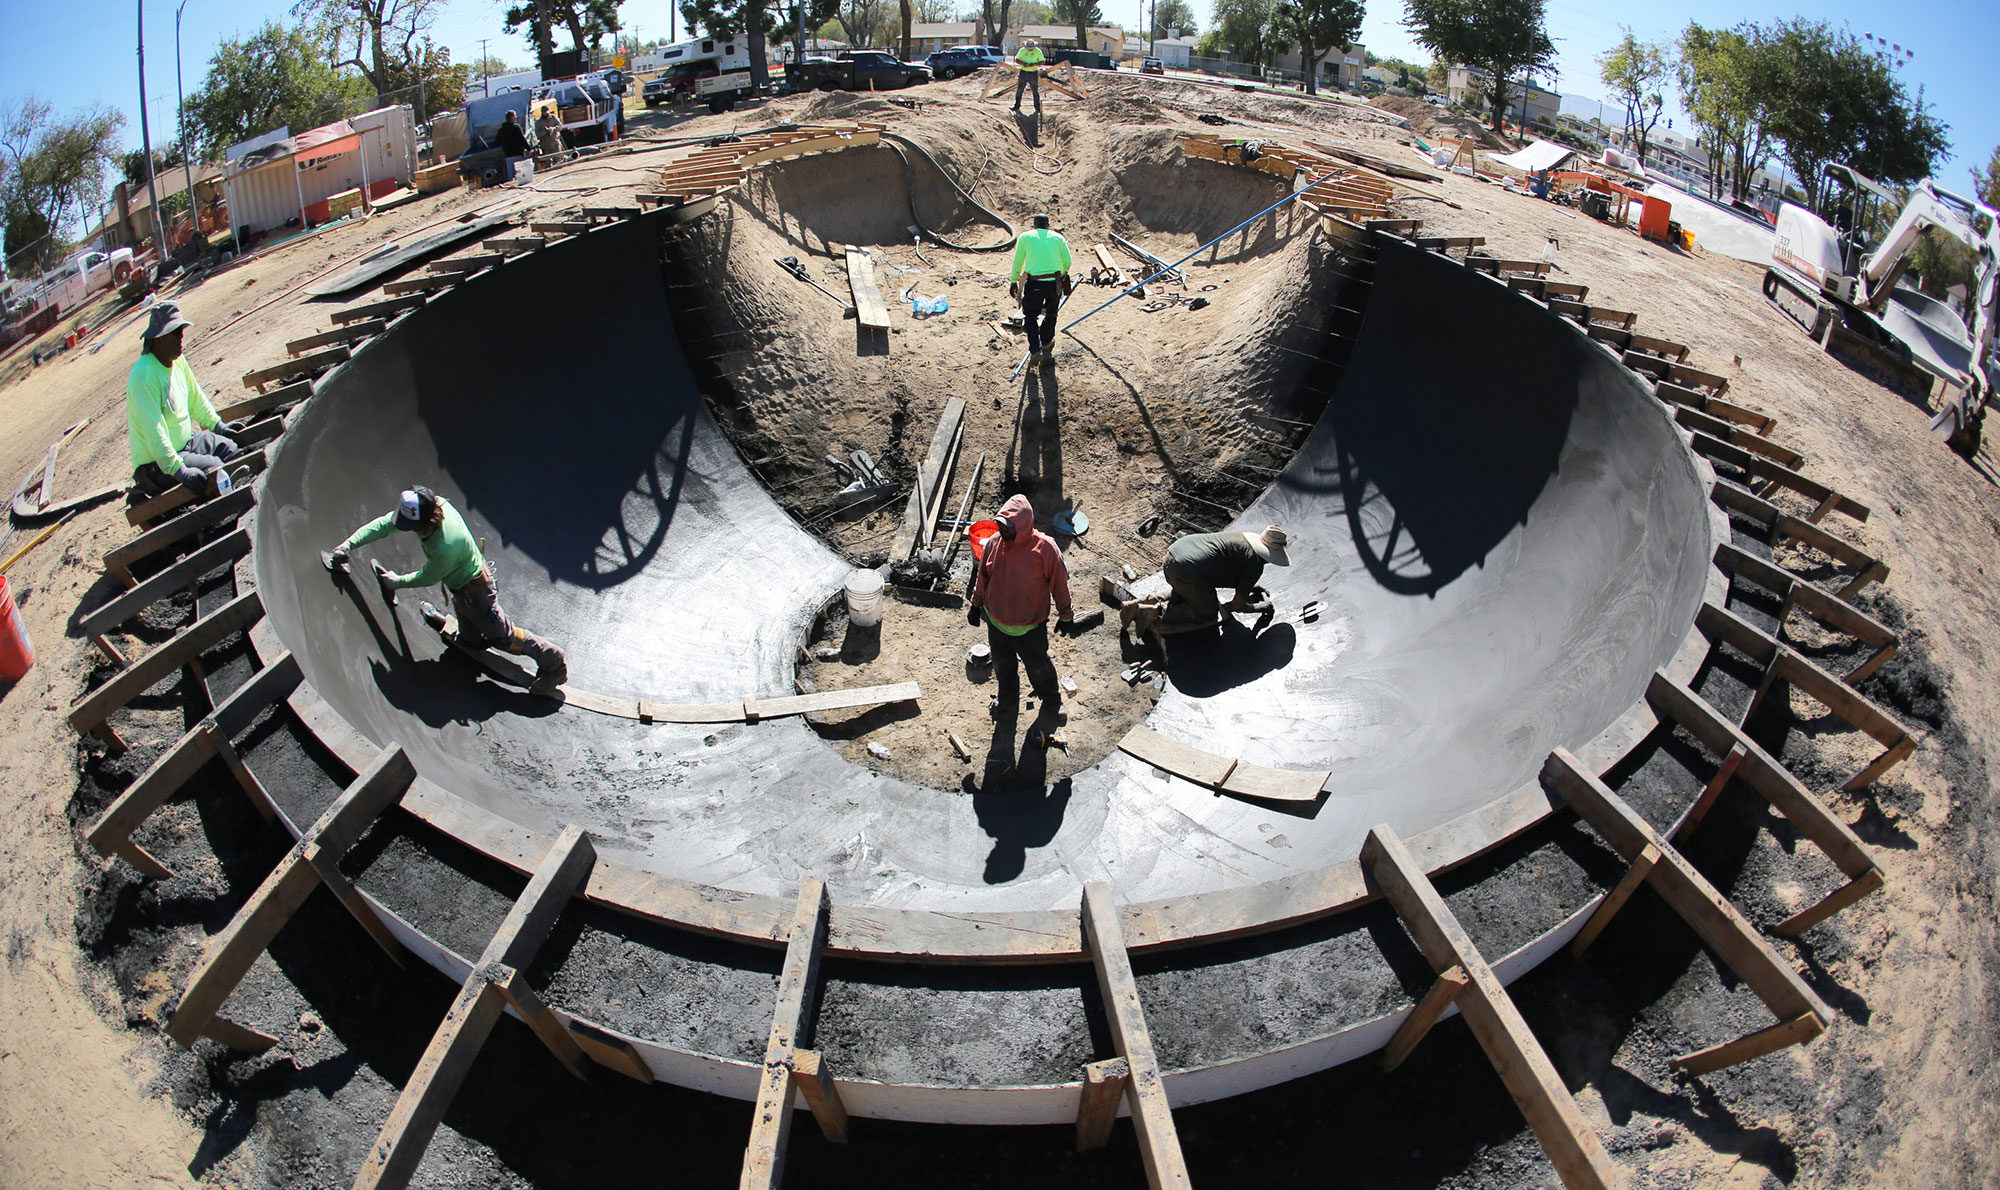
[788, 50, 930, 91]
[926, 46, 1005, 79]
[1140, 57, 1164, 74]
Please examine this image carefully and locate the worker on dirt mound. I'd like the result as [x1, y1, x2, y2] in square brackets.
[323, 486, 569, 697]
[126, 301, 246, 501]
[1011, 38, 1046, 114]
[1140, 526, 1290, 632]
[969, 494, 1075, 726]
[1009, 213, 1073, 367]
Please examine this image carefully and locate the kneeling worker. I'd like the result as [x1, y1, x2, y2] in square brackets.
[1160, 525, 1291, 626]
[969, 494, 1075, 723]
[325, 486, 569, 696]
[127, 301, 244, 499]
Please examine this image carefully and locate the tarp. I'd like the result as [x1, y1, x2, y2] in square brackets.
[1489, 139, 1576, 174]
[294, 120, 360, 166]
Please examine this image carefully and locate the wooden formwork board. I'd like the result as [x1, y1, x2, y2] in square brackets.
[333, 295, 426, 325]
[79, 527, 253, 639]
[1673, 407, 1802, 469]
[123, 446, 269, 526]
[68, 589, 264, 748]
[846, 248, 892, 331]
[104, 485, 255, 586]
[165, 746, 416, 1049]
[1541, 749, 1829, 1074]
[381, 274, 459, 296]
[1690, 432, 1869, 524]
[1645, 671, 1883, 933]
[425, 253, 504, 274]
[1082, 883, 1191, 1189]
[1708, 483, 1886, 596]
[242, 346, 349, 389]
[1713, 542, 1898, 684]
[287, 319, 386, 356]
[1696, 602, 1915, 791]
[1362, 824, 1617, 1190]
[741, 877, 839, 1190]
[356, 826, 597, 1190]
[216, 379, 313, 424]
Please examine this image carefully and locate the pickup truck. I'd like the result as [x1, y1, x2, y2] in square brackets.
[788, 51, 929, 92]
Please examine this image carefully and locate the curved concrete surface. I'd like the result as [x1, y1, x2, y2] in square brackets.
[256, 215, 1714, 919]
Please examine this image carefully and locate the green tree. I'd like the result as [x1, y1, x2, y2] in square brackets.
[1403, 0, 1554, 134]
[1275, 0, 1362, 96]
[0, 96, 125, 275]
[680, 0, 839, 82]
[836, 0, 892, 47]
[470, 53, 516, 77]
[293, 0, 443, 96]
[1596, 29, 1669, 165]
[1053, 0, 1102, 55]
[377, 40, 469, 117]
[1757, 18, 1947, 208]
[1150, 0, 1196, 41]
[1206, 0, 1287, 71]
[187, 23, 370, 154]
[1973, 145, 2000, 209]
[1677, 23, 1775, 201]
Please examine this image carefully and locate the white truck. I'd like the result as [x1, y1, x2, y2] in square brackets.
[1765, 163, 1999, 452]
[41, 248, 136, 315]
[640, 36, 756, 113]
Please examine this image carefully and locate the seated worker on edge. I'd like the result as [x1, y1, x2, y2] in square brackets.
[126, 301, 245, 500]
[968, 494, 1075, 726]
[324, 486, 569, 697]
[1157, 525, 1290, 627]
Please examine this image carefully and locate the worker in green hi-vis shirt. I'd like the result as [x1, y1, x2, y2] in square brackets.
[1008, 213, 1073, 366]
[324, 485, 569, 697]
[1011, 38, 1046, 113]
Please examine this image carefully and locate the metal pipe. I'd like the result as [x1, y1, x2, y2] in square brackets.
[136, 0, 172, 274]
[1059, 170, 1342, 337]
[175, 0, 195, 255]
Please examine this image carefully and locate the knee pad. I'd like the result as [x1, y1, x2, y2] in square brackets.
[504, 627, 529, 654]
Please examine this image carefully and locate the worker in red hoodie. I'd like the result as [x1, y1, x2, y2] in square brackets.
[969, 494, 1074, 723]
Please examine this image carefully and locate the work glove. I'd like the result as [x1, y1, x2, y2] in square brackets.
[220, 419, 246, 436]
[322, 546, 350, 574]
[1059, 273, 1074, 296]
[967, 603, 983, 627]
[372, 560, 398, 604]
[1055, 618, 1075, 637]
[1008, 281, 1021, 300]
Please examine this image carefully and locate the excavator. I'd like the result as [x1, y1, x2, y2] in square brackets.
[1765, 163, 1998, 454]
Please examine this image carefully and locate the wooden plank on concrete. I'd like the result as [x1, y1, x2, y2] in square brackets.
[1362, 824, 1617, 1190]
[743, 682, 921, 722]
[1219, 761, 1331, 803]
[165, 747, 414, 1047]
[356, 825, 596, 1190]
[846, 248, 892, 331]
[69, 590, 264, 747]
[742, 877, 832, 1190]
[1081, 882, 1191, 1189]
[1118, 724, 1238, 789]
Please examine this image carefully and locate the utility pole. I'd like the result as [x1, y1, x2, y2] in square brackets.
[136, 0, 172, 274]
[481, 37, 492, 97]
[1148, 0, 1155, 55]
[175, 0, 195, 253]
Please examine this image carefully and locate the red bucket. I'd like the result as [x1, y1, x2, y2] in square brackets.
[0, 577, 34, 684]
[968, 519, 1001, 560]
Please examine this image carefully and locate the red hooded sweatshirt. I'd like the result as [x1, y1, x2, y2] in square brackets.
[973, 494, 1074, 631]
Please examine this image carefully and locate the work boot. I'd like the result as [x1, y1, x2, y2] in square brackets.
[418, 601, 449, 636]
[989, 694, 1016, 720]
[529, 658, 568, 697]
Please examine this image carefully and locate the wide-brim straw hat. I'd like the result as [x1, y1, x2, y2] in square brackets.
[1244, 525, 1290, 565]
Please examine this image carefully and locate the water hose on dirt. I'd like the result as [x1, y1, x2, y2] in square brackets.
[879, 132, 1018, 253]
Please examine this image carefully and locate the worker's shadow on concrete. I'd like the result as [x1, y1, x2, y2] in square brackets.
[966, 721, 1073, 884]
[1007, 368, 1064, 510]
[1162, 618, 1297, 697]
[334, 576, 555, 727]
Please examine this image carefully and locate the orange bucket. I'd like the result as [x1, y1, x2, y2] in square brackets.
[0, 577, 34, 684]
[968, 519, 1001, 560]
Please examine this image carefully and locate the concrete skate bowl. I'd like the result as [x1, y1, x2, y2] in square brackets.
[243, 202, 1723, 1120]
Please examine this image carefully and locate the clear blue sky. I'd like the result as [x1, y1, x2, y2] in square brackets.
[1, 0, 1993, 207]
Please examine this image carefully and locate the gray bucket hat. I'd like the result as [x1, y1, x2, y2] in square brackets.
[143, 301, 192, 342]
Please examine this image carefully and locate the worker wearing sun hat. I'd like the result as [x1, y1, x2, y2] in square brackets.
[1158, 525, 1290, 626]
[325, 486, 569, 696]
[1011, 38, 1046, 113]
[126, 300, 245, 499]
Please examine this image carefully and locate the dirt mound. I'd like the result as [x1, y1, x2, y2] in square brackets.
[1370, 94, 1512, 150]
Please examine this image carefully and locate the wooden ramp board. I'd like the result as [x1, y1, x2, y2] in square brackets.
[1117, 725, 1328, 802]
[1081, 883, 1191, 1188]
[845, 248, 892, 331]
[307, 206, 520, 296]
[895, 397, 965, 561]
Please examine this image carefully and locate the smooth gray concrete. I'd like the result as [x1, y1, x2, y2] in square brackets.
[255, 219, 1713, 916]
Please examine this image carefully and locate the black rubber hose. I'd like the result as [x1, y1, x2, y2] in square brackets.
[879, 132, 1017, 253]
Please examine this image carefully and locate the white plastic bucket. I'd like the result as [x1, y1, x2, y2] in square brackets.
[844, 569, 885, 628]
[515, 159, 535, 185]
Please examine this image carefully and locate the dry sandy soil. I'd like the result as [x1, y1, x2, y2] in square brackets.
[1, 70, 1998, 1188]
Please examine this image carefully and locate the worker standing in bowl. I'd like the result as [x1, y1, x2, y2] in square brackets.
[1009, 213, 1073, 366]
[126, 301, 245, 500]
[324, 486, 569, 697]
[1011, 38, 1045, 114]
[968, 494, 1074, 727]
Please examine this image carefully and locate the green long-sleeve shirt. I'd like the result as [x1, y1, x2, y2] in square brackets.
[1014, 45, 1045, 72]
[339, 499, 486, 590]
[1010, 227, 1072, 282]
[126, 353, 220, 472]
